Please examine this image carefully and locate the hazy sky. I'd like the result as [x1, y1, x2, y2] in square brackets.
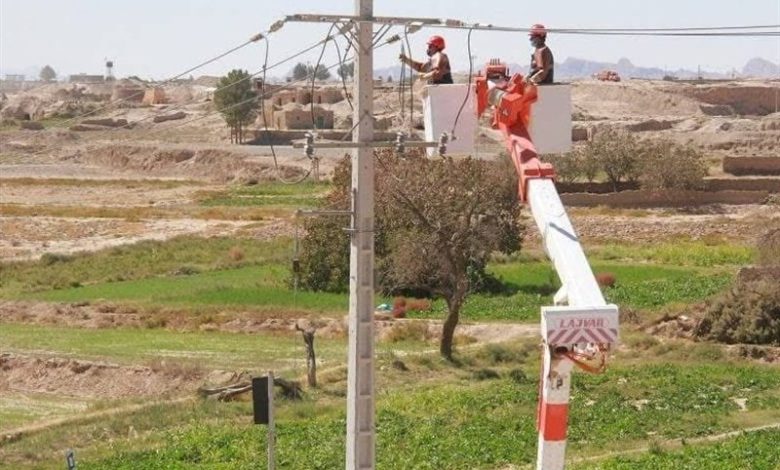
[1, 0, 778, 80]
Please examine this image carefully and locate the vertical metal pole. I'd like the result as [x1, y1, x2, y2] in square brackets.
[268, 371, 275, 470]
[346, 0, 375, 469]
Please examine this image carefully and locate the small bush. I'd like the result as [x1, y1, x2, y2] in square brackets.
[695, 280, 780, 345]
[757, 227, 780, 266]
[382, 321, 432, 343]
[473, 368, 500, 380]
[508, 368, 528, 384]
[639, 140, 708, 191]
[544, 151, 582, 183]
[228, 246, 245, 262]
[479, 344, 524, 364]
[584, 129, 643, 191]
[171, 265, 200, 276]
[40, 252, 73, 266]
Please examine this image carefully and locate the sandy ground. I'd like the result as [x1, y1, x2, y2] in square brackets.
[0, 216, 255, 261]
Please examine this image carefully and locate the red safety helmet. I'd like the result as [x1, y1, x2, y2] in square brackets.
[427, 35, 446, 51]
[529, 23, 547, 38]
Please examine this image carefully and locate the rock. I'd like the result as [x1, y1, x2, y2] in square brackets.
[153, 111, 187, 123]
[571, 126, 589, 142]
[626, 119, 674, 132]
[81, 118, 128, 128]
[700, 104, 734, 116]
[19, 121, 44, 131]
[69, 124, 108, 132]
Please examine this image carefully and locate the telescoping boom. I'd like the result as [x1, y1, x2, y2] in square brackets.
[474, 60, 619, 470]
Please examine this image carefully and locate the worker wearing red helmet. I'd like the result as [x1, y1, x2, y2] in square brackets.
[399, 35, 454, 85]
[529, 24, 555, 85]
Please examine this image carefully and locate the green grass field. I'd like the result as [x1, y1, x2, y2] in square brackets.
[1, 233, 771, 469]
[1, 236, 738, 322]
[15, 353, 774, 470]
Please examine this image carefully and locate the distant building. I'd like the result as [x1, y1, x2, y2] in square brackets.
[261, 103, 334, 130]
[4, 74, 25, 82]
[142, 87, 166, 105]
[69, 74, 105, 84]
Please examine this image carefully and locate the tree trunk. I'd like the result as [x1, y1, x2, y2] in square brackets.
[296, 323, 317, 387]
[440, 303, 461, 361]
[440, 279, 467, 361]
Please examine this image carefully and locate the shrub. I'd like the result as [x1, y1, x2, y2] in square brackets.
[583, 129, 642, 191]
[473, 368, 501, 380]
[228, 246, 245, 262]
[695, 280, 780, 345]
[381, 321, 432, 343]
[757, 227, 780, 266]
[543, 150, 582, 183]
[638, 140, 708, 191]
[40, 252, 73, 266]
[479, 344, 525, 364]
[508, 368, 528, 383]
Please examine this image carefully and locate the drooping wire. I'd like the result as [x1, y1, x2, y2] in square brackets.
[332, 32, 354, 111]
[148, 37, 399, 138]
[260, 37, 313, 185]
[399, 42, 406, 121]
[311, 23, 338, 130]
[451, 28, 474, 141]
[403, 25, 415, 132]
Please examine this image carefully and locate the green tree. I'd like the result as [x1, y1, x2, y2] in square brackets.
[337, 62, 355, 80]
[213, 69, 257, 144]
[311, 65, 331, 81]
[39, 65, 57, 82]
[297, 150, 524, 360]
[292, 63, 309, 80]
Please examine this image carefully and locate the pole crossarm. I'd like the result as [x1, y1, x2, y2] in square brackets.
[283, 14, 780, 36]
[291, 140, 439, 149]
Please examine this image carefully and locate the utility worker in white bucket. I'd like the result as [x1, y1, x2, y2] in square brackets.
[529, 24, 555, 85]
[399, 35, 454, 85]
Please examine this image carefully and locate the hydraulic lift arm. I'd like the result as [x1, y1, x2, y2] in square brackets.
[475, 60, 619, 470]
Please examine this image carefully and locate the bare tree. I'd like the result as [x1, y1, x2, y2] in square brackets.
[297, 150, 523, 360]
[376, 152, 522, 359]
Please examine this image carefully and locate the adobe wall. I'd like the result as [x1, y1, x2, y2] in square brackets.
[557, 179, 780, 194]
[684, 86, 779, 116]
[560, 189, 769, 208]
[723, 157, 780, 176]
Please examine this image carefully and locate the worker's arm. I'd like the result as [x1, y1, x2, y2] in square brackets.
[419, 53, 446, 81]
[529, 48, 553, 84]
[399, 54, 425, 73]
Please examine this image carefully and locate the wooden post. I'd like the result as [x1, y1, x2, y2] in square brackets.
[267, 371, 275, 470]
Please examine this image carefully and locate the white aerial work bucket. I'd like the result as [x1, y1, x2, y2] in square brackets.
[528, 84, 572, 155]
[422, 84, 477, 157]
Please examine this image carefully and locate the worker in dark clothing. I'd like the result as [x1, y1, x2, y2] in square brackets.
[528, 24, 554, 85]
[399, 35, 454, 85]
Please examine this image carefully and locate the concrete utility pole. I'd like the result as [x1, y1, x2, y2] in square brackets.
[346, 0, 375, 469]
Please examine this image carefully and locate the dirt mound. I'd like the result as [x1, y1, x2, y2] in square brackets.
[682, 85, 779, 116]
[0, 353, 203, 399]
[571, 81, 702, 118]
[0, 301, 144, 329]
[79, 145, 303, 182]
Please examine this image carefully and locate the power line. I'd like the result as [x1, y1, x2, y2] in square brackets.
[20, 34, 342, 160]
